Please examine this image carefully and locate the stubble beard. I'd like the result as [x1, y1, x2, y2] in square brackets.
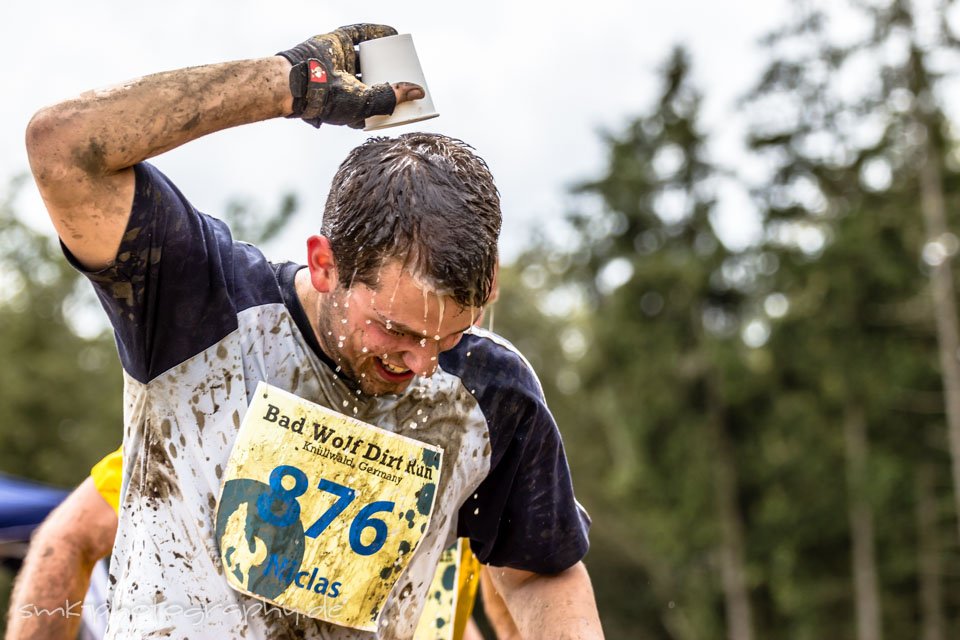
[314, 294, 394, 397]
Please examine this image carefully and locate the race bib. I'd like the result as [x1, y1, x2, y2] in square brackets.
[215, 382, 442, 631]
[414, 539, 479, 640]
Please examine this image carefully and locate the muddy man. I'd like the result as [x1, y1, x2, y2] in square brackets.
[21, 23, 604, 639]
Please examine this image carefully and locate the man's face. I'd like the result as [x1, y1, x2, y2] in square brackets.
[315, 260, 481, 396]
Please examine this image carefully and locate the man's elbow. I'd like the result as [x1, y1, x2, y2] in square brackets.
[25, 104, 105, 192]
[26, 108, 66, 190]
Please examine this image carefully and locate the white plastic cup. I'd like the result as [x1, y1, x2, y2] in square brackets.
[360, 34, 439, 131]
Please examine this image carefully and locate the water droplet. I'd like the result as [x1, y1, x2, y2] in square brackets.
[365, 319, 372, 325]
[352, 406, 358, 414]
[419, 338, 427, 347]
[342, 400, 349, 408]
[430, 356, 436, 361]
[466, 351, 471, 357]
[416, 409, 423, 415]
[473, 508, 479, 515]
[335, 366, 342, 373]
[433, 335, 440, 341]
[409, 421, 418, 429]
[361, 347, 369, 353]
[421, 415, 428, 422]
[341, 318, 347, 324]
[385, 320, 392, 329]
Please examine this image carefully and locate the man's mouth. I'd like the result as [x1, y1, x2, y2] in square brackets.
[376, 357, 414, 381]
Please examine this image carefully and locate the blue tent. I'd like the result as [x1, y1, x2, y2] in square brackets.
[0, 473, 68, 547]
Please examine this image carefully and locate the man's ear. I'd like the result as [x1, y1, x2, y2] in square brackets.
[305, 235, 338, 293]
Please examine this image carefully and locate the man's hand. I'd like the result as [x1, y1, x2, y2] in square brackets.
[278, 24, 424, 128]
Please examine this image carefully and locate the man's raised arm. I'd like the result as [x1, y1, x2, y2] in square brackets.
[24, 24, 422, 271]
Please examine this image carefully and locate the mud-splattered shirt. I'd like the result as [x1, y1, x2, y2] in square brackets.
[66, 162, 590, 639]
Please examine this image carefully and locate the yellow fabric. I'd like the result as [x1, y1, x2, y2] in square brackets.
[90, 446, 123, 514]
[452, 542, 481, 640]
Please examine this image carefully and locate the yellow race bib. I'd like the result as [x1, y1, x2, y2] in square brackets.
[216, 382, 442, 631]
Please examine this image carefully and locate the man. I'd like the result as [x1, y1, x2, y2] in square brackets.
[24, 23, 602, 638]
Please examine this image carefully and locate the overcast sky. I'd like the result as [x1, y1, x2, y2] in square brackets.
[1, 0, 793, 262]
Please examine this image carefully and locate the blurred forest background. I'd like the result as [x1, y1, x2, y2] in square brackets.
[4, 1, 960, 638]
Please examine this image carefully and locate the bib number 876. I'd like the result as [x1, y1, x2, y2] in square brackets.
[256, 464, 393, 556]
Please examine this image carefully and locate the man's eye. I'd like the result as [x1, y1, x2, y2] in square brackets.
[383, 324, 404, 337]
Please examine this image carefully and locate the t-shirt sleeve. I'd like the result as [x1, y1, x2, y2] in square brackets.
[454, 340, 591, 574]
[61, 162, 247, 383]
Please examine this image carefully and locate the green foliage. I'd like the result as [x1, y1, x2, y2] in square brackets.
[490, 3, 960, 637]
[0, 176, 123, 486]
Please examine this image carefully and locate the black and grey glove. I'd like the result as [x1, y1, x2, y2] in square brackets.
[278, 24, 418, 129]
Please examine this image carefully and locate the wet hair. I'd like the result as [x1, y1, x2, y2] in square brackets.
[322, 133, 501, 308]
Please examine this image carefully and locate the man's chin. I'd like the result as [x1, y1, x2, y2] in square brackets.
[358, 377, 413, 397]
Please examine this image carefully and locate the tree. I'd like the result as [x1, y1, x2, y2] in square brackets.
[744, 1, 960, 636]
[499, 47, 767, 639]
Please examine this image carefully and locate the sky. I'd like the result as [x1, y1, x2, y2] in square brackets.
[0, 0, 792, 264]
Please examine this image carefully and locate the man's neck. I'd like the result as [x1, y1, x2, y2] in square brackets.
[294, 267, 328, 357]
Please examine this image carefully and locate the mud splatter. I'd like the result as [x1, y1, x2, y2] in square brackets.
[74, 138, 107, 176]
[416, 483, 436, 516]
[130, 418, 182, 506]
[191, 405, 206, 432]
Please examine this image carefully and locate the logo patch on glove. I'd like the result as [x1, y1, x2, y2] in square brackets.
[309, 59, 328, 84]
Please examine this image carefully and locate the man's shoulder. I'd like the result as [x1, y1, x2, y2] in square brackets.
[440, 329, 545, 402]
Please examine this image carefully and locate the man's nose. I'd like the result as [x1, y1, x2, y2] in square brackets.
[401, 340, 440, 377]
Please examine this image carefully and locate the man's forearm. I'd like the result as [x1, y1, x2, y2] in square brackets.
[5, 534, 95, 639]
[28, 56, 291, 184]
[492, 562, 604, 639]
[5, 478, 117, 640]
